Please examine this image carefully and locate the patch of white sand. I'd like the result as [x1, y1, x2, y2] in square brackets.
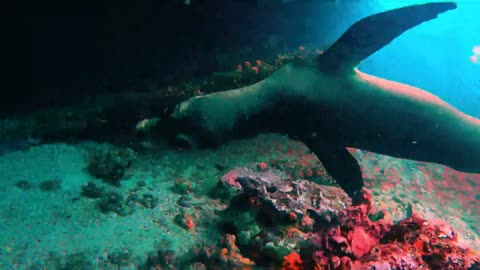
[0, 143, 199, 269]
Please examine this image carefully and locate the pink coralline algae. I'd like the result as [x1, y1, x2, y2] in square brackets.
[213, 165, 480, 270]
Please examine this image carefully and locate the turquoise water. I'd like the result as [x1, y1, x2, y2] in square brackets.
[307, 0, 479, 117]
[364, 1, 479, 118]
[2, 2, 480, 269]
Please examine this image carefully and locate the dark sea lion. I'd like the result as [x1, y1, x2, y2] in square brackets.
[168, 2, 480, 196]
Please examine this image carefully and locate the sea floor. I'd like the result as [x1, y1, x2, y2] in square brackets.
[0, 134, 479, 269]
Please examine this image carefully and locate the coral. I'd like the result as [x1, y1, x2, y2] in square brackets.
[218, 166, 351, 230]
[137, 193, 158, 209]
[86, 144, 136, 186]
[209, 165, 480, 269]
[143, 249, 176, 270]
[227, 211, 261, 246]
[308, 189, 480, 269]
[97, 191, 135, 216]
[282, 251, 304, 270]
[378, 215, 480, 269]
[214, 234, 255, 269]
[80, 181, 105, 199]
[181, 234, 256, 269]
[174, 211, 197, 231]
[257, 161, 268, 171]
[171, 177, 193, 194]
[158, 46, 323, 99]
[85, 179, 159, 218]
[350, 227, 377, 258]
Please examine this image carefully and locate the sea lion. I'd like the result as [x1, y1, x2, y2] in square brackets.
[168, 2, 480, 196]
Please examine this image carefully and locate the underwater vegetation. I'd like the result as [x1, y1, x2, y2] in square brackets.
[86, 144, 137, 186]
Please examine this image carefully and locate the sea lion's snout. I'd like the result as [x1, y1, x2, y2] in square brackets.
[168, 98, 220, 149]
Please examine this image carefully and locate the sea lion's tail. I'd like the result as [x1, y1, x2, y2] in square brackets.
[318, 2, 457, 74]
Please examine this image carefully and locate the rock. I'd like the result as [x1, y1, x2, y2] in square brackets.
[220, 166, 351, 230]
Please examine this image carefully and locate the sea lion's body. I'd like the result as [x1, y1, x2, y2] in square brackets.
[342, 69, 480, 173]
[169, 2, 480, 196]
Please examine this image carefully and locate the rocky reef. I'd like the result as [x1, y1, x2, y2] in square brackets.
[161, 164, 480, 270]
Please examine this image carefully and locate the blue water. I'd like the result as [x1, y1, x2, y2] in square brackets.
[306, 0, 480, 118]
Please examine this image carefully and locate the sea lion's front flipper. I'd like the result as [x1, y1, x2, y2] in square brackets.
[305, 139, 363, 198]
[318, 2, 457, 73]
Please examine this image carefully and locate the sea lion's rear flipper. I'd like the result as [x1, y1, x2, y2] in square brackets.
[318, 2, 457, 73]
[305, 140, 363, 198]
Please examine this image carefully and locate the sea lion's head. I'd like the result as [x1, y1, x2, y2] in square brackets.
[169, 95, 226, 149]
